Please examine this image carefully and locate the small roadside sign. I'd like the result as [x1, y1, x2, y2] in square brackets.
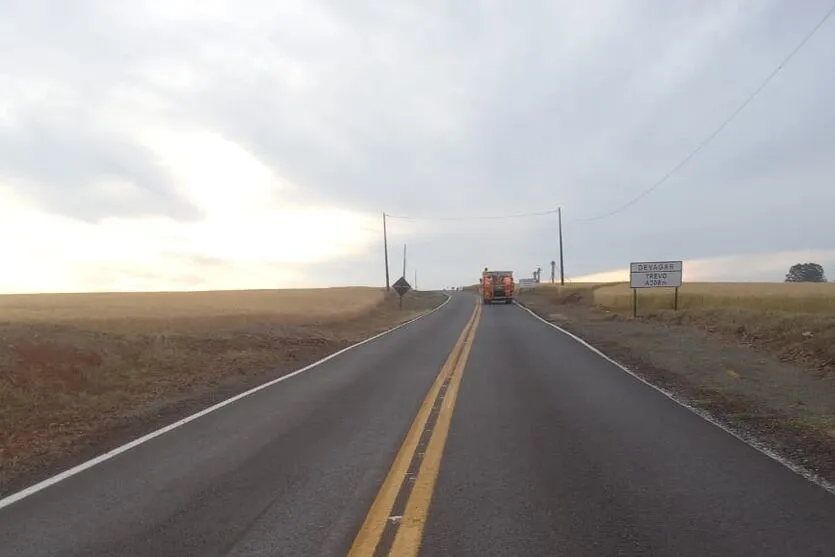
[629, 261, 683, 288]
[393, 276, 411, 308]
[393, 276, 411, 296]
[518, 278, 536, 289]
[629, 260, 683, 317]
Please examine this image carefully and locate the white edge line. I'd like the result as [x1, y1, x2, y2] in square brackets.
[0, 293, 453, 511]
[514, 300, 835, 496]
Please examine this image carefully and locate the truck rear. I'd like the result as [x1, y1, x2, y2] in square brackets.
[480, 270, 514, 304]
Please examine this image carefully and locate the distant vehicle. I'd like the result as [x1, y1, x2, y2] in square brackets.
[479, 268, 514, 304]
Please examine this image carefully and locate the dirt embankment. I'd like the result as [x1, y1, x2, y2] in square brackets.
[517, 286, 835, 485]
[0, 290, 446, 497]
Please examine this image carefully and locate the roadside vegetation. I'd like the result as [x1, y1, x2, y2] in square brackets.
[0, 287, 387, 332]
[594, 281, 835, 313]
[0, 287, 445, 495]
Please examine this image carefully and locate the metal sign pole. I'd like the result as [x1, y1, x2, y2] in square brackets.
[632, 288, 637, 319]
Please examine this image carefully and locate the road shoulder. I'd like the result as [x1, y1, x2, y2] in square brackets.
[517, 291, 835, 487]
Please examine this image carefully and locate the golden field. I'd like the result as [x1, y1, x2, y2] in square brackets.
[592, 282, 835, 313]
[0, 287, 387, 333]
[539, 282, 617, 290]
[535, 281, 606, 289]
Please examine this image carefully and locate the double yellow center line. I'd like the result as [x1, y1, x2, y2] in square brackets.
[348, 299, 482, 557]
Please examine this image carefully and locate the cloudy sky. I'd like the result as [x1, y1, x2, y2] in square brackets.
[1, 0, 833, 292]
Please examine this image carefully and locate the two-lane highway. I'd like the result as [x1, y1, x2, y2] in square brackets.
[2, 292, 835, 556]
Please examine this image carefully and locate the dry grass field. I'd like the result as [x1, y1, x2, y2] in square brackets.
[0, 287, 443, 494]
[534, 281, 605, 289]
[593, 281, 835, 313]
[530, 281, 835, 314]
[0, 287, 387, 333]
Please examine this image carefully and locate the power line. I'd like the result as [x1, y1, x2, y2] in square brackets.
[384, 208, 559, 221]
[576, 2, 835, 223]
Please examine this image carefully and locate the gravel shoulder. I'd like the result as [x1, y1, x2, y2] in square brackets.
[517, 289, 835, 486]
[0, 291, 446, 498]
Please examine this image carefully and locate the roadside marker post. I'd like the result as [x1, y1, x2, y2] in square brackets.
[629, 260, 683, 318]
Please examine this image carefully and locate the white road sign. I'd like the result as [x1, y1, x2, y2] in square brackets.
[630, 261, 683, 288]
[518, 278, 536, 289]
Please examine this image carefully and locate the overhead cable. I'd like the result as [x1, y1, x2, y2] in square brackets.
[384, 209, 559, 221]
[576, 2, 835, 223]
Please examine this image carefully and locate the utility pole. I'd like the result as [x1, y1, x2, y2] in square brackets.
[558, 207, 565, 285]
[402, 244, 407, 279]
[383, 212, 390, 290]
[414, 269, 417, 291]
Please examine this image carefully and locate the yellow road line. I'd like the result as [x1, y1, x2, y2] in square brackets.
[388, 301, 482, 556]
[347, 300, 480, 557]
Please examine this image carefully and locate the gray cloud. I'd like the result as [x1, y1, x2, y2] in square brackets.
[0, 106, 202, 222]
[2, 0, 834, 286]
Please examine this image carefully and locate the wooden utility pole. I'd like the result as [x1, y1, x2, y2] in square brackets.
[383, 212, 390, 290]
[558, 207, 565, 285]
[402, 244, 407, 279]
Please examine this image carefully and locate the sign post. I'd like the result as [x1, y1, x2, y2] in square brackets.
[392, 276, 412, 310]
[633, 288, 638, 319]
[629, 260, 683, 318]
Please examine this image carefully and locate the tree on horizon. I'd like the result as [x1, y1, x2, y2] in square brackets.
[785, 262, 827, 283]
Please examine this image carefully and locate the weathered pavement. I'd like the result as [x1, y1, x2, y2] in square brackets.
[2, 293, 835, 556]
[420, 299, 835, 556]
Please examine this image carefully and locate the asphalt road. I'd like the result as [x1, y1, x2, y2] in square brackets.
[2, 293, 835, 556]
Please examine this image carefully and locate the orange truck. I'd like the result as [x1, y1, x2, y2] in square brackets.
[480, 269, 514, 304]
